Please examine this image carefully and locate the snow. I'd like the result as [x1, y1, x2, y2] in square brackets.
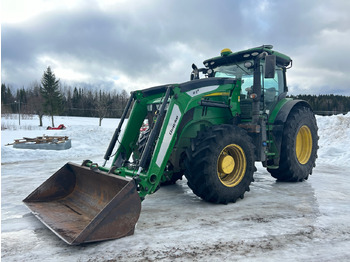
[2, 113, 350, 261]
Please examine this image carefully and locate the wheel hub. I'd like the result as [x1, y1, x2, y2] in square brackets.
[217, 144, 246, 187]
[218, 155, 235, 174]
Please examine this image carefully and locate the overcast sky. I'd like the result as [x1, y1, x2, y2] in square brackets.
[2, 0, 350, 95]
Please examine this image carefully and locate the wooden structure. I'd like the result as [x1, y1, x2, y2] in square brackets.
[7, 135, 71, 150]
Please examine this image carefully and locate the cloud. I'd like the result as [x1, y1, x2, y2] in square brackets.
[2, 0, 350, 95]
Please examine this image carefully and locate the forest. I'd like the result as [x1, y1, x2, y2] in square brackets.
[1, 81, 130, 127]
[2, 82, 350, 124]
[287, 94, 350, 115]
[1, 82, 130, 116]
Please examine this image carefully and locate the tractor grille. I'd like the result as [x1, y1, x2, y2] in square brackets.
[240, 99, 252, 119]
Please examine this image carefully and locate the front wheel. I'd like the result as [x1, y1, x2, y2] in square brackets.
[268, 106, 319, 181]
[184, 125, 255, 204]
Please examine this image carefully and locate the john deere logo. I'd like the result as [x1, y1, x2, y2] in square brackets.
[169, 116, 179, 135]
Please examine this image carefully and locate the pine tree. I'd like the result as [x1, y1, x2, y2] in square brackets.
[40, 66, 62, 126]
[1, 84, 15, 113]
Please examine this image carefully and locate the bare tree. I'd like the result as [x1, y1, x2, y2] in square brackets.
[96, 90, 111, 126]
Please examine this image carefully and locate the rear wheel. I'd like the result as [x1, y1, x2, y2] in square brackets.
[268, 106, 318, 181]
[184, 125, 255, 204]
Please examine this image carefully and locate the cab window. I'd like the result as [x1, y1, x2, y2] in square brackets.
[214, 61, 254, 99]
[263, 67, 284, 107]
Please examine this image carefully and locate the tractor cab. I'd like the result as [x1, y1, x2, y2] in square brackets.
[192, 45, 292, 115]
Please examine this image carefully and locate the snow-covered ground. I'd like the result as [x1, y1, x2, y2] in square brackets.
[1, 113, 350, 261]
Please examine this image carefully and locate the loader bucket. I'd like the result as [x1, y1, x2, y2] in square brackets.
[23, 162, 141, 245]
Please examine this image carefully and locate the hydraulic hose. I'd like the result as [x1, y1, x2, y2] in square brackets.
[137, 86, 172, 174]
[103, 93, 134, 166]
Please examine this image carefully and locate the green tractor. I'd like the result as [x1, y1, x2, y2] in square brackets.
[24, 45, 318, 244]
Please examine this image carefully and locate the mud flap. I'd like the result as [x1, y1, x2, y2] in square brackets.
[23, 162, 141, 245]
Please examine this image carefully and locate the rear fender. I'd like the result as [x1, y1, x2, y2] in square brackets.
[269, 99, 312, 166]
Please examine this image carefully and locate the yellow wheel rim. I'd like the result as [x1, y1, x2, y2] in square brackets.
[217, 144, 246, 187]
[295, 125, 312, 164]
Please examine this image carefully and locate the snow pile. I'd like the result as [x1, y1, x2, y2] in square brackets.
[316, 113, 350, 166]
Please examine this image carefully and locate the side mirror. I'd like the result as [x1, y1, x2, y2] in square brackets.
[190, 63, 199, 80]
[264, 55, 276, 78]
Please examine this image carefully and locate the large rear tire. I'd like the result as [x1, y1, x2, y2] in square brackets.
[268, 106, 318, 181]
[184, 125, 255, 204]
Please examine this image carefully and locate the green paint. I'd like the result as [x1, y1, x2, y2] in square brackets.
[84, 46, 306, 200]
[268, 98, 293, 124]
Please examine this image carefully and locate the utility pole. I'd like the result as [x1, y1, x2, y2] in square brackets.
[15, 100, 21, 125]
[19, 99, 21, 125]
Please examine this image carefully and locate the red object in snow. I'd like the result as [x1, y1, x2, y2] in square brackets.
[47, 124, 66, 130]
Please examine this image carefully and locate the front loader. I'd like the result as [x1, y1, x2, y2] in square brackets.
[24, 45, 319, 244]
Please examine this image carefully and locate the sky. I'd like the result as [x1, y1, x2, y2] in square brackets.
[1, 0, 350, 95]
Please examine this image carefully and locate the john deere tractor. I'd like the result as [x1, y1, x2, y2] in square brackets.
[24, 45, 318, 244]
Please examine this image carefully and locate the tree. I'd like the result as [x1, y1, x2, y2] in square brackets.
[40, 66, 62, 126]
[96, 90, 111, 126]
[1, 83, 15, 113]
[120, 89, 130, 117]
[27, 82, 45, 126]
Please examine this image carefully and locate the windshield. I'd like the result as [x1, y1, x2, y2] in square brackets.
[214, 61, 254, 98]
[214, 61, 285, 107]
[214, 61, 254, 78]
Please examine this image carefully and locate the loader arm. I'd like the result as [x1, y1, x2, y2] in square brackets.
[102, 78, 239, 199]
